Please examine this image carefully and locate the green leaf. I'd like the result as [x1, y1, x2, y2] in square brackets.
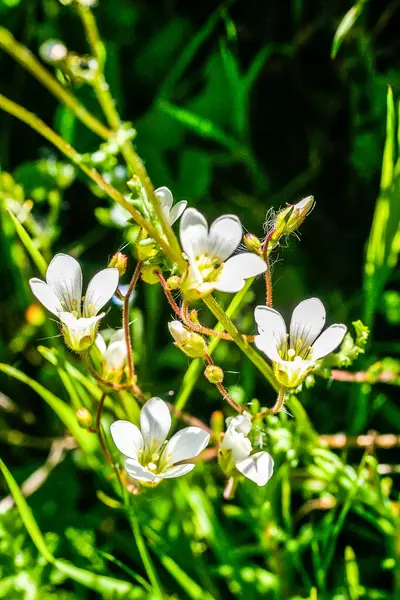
[331, 1, 365, 59]
[0, 457, 54, 563]
[0, 458, 145, 598]
[0, 363, 95, 454]
[7, 209, 48, 277]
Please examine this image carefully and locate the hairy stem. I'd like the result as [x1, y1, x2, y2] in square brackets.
[263, 230, 275, 307]
[203, 294, 278, 391]
[155, 271, 182, 318]
[123, 261, 143, 387]
[0, 27, 110, 139]
[205, 353, 243, 413]
[0, 92, 177, 263]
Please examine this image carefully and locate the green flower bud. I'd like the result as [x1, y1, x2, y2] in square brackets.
[108, 252, 128, 276]
[274, 196, 315, 239]
[166, 276, 181, 291]
[168, 321, 207, 358]
[76, 407, 93, 429]
[204, 365, 224, 384]
[243, 233, 262, 255]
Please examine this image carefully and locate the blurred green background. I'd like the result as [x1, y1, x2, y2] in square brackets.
[0, 0, 400, 598]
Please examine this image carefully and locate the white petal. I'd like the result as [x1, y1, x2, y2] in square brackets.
[161, 427, 210, 467]
[110, 420, 144, 460]
[254, 306, 287, 362]
[95, 332, 107, 355]
[168, 201, 187, 225]
[110, 204, 131, 227]
[46, 253, 83, 314]
[109, 329, 125, 344]
[311, 324, 347, 361]
[236, 451, 274, 486]
[29, 279, 63, 315]
[289, 298, 325, 351]
[208, 215, 242, 261]
[180, 208, 209, 260]
[159, 464, 195, 479]
[221, 429, 252, 463]
[140, 397, 171, 453]
[104, 340, 127, 370]
[214, 254, 267, 293]
[156, 186, 173, 211]
[168, 321, 187, 345]
[124, 459, 157, 482]
[83, 268, 119, 317]
[225, 414, 252, 436]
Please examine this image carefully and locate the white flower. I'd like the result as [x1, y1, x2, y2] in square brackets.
[111, 397, 210, 484]
[96, 329, 127, 383]
[156, 186, 187, 225]
[179, 208, 267, 299]
[219, 414, 274, 487]
[254, 298, 347, 388]
[29, 254, 119, 353]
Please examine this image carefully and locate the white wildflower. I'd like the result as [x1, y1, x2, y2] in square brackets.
[254, 298, 347, 388]
[219, 414, 274, 487]
[179, 208, 267, 299]
[29, 254, 119, 352]
[96, 329, 127, 383]
[111, 397, 210, 485]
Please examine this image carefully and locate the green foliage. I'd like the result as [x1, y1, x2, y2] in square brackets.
[0, 1, 399, 599]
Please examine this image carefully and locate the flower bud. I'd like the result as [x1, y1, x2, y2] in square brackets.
[76, 407, 93, 429]
[108, 252, 127, 276]
[204, 364, 224, 384]
[168, 321, 207, 358]
[166, 276, 181, 291]
[275, 196, 315, 238]
[39, 39, 68, 64]
[127, 175, 143, 198]
[243, 233, 262, 255]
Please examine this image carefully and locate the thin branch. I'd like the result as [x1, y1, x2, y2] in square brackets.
[123, 261, 143, 387]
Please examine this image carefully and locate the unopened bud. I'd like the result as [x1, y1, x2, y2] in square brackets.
[108, 252, 127, 276]
[243, 233, 262, 255]
[275, 196, 315, 238]
[39, 39, 68, 64]
[204, 364, 224, 384]
[168, 321, 207, 358]
[76, 407, 93, 429]
[127, 175, 143, 198]
[166, 276, 181, 291]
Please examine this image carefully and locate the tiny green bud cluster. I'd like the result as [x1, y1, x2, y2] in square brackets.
[204, 364, 224, 384]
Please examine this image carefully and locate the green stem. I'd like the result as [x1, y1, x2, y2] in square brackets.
[203, 294, 277, 390]
[0, 27, 110, 139]
[123, 261, 143, 385]
[0, 92, 176, 263]
[76, 5, 186, 271]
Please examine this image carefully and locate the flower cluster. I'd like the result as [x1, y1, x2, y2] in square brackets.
[29, 189, 348, 494]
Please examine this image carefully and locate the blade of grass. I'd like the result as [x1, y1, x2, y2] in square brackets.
[7, 208, 48, 277]
[0, 363, 95, 454]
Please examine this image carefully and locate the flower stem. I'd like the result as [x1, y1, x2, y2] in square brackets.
[254, 387, 286, 419]
[123, 261, 143, 388]
[203, 294, 278, 391]
[263, 230, 275, 307]
[205, 353, 243, 413]
[0, 92, 178, 264]
[96, 392, 113, 466]
[0, 27, 111, 139]
[76, 5, 186, 272]
[155, 271, 182, 318]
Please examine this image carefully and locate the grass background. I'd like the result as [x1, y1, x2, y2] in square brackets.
[0, 0, 400, 598]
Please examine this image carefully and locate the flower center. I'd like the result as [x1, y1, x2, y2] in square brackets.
[279, 336, 313, 362]
[195, 254, 223, 283]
